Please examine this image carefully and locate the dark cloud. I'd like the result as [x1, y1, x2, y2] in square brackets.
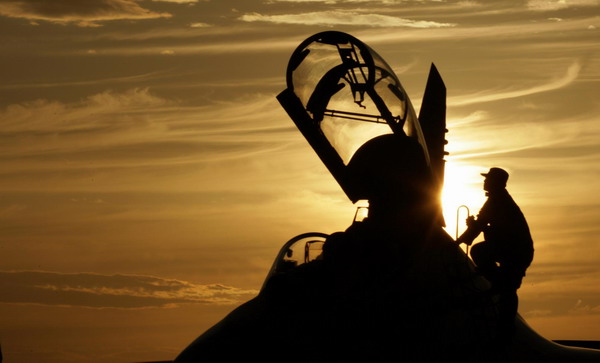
[0, 0, 173, 26]
[0, 270, 257, 308]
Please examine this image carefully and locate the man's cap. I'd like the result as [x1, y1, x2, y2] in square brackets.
[481, 167, 509, 184]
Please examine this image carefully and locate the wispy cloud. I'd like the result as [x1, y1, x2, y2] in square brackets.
[0, 71, 171, 90]
[0, 88, 292, 183]
[570, 299, 600, 315]
[78, 36, 299, 55]
[190, 21, 211, 28]
[0, 270, 257, 308]
[443, 104, 600, 163]
[78, 14, 593, 56]
[527, 0, 600, 11]
[361, 16, 599, 44]
[446, 121, 574, 160]
[266, 0, 445, 3]
[239, 11, 456, 28]
[0, 88, 168, 134]
[0, 0, 179, 26]
[448, 61, 581, 106]
[0, 88, 287, 138]
[151, 0, 200, 3]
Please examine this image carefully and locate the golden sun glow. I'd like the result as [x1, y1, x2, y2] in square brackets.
[441, 161, 487, 241]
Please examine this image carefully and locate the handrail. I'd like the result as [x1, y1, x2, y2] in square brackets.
[456, 205, 470, 256]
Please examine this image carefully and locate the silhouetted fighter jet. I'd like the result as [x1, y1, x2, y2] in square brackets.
[172, 31, 600, 362]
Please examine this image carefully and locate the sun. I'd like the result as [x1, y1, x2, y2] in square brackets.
[441, 161, 487, 241]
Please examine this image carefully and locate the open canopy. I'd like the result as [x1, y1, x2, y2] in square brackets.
[278, 31, 431, 202]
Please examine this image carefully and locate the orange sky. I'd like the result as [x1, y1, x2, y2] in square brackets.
[0, 0, 599, 361]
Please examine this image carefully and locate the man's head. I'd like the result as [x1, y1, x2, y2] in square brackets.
[482, 167, 509, 192]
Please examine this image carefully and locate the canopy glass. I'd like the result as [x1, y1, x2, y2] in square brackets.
[286, 31, 429, 165]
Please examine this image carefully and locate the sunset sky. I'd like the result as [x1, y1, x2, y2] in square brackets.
[0, 0, 599, 361]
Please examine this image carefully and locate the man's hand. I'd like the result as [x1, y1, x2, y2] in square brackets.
[466, 215, 476, 228]
[457, 216, 478, 246]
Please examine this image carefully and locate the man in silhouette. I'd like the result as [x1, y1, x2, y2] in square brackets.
[457, 167, 534, 340]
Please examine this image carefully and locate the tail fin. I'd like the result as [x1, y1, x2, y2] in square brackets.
[418, 63, 448, 226]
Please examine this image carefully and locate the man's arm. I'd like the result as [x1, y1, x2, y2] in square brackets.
[456, 216, 485, 245]
[456, 199, 491, 245]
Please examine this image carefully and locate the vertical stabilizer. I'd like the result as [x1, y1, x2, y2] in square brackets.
[419, 63, 448, 226]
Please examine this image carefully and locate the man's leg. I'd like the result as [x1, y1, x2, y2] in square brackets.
[497, 288, 518, 342]
[470, 242, 499, 284]
[496, 267, 525, 343]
